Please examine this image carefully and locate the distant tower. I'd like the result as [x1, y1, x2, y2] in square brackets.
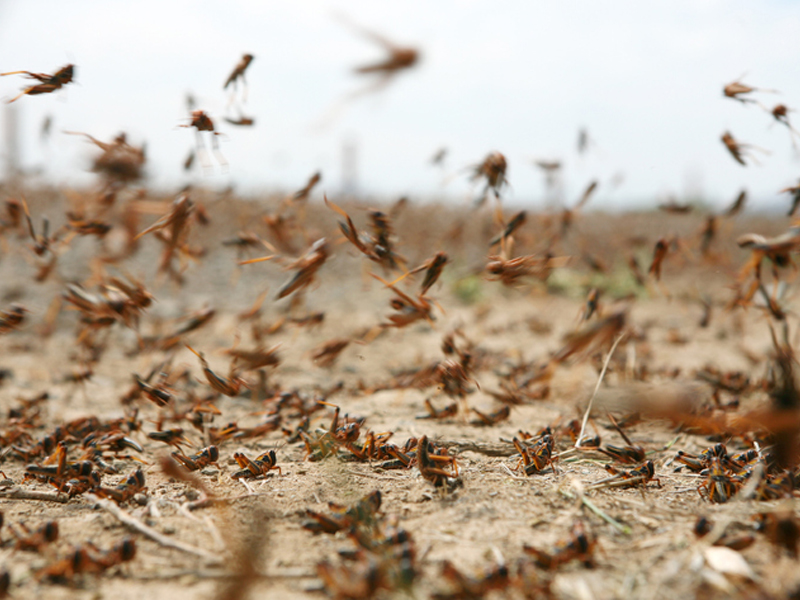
[4, 103, 21, 184]
[341, 136, 359, 197]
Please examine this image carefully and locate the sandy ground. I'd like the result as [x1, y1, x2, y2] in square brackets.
[0, 189, 797, 600]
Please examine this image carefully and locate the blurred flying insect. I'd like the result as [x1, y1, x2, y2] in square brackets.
[10, 520, 59, 553]
[406, 251, 448, 296]
[242, 238, 329, 300]
[134, 193, 196, 283]
[486, 254, 569, 287]
[344, 15, 419, 92]
[180, 110, 227, 171]
[2, 64, 74, 103]
[471, 152, 508, 204]
[580, 288, 601, 322]
[783, 183, 800, 217]
[523, 520, 597, 569]
[489, 211, 526, 248]
[553, 308, 627, 365]
[223, 113, 255, 127]
[224, 53, 254, 102]
[534, 159, 563, 195]
[325, 197, 405, 272]
[372, 273, 435, 328]
[291, 171, 322, 203]
[0, 304, 28, 334]
[315, 17, 419, 127]
[724, 189, 747, 217]
[657, 199, 692, 214]
[721, 131, 768, 166]
[648, 237, 668, 281]
[186, 344, 245, 397]
[66, 131, 145, 184]
[768, 104, 800, 148]
[20, 196, 60, 257]
[699, 215, 717, 257]
[311, 338, 350, 368]
[561, 180, 598, 237]
[723, 77, 776, 106]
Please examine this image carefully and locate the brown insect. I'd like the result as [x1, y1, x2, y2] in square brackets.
[699, 215, 717, 257]
[2, 64, 75, 103]
[223, 343, 282, 372]
[186, 344, 246, 397]
[561, 180, 598, 236]
[66, 131, 145, 184]
[697, 457, 740, 503]
[19, 196, 64, 261]
[489, 211, 526, 248]
[648, 237, 668, 280]
[224, 113, 255, 127]
[693, 516, 755, 550]
[781, 184, 800, 217]
[736, 225, 800, 300]
[724, 189, 747, 217]
[341, 15, 418, 90]
[224, 53, 254, 97]
[658, 199, 692, 214]
[416, 398, 458, 420]
[171, 445, 219, 472]
[10, 520, 59, 552]
[580, 288, 601, 322]
[37, 538, 136, 582]
[433, 560, 511, 600]
[471, 152, 508, 203]
[768, 104, 800, 147]
[756, 511, 800, 557]
[291, 171, 322, 203]
[242, 237, 328, 300]
[373, 273, 435, 328]
[134, 193, 197, 283]
[587, 459, 660, 490]
[523, 520, 597, 569]
[486, 253, 569, 287]
[231, 449, 281, 479]
[311, 338, 350, 368]
[723, 78, 775, 105]
[303, 490, 382, 535]
[553, 308, 627, 365]
[94, 468, 146, 504]
[675, 443, 729, 473]
[325, 197, 405, 272]
[470, 405, 510, 426]
[180, 110, 227, 170]
[596, 414, 646, 465]
[0, 305, 27, 334]
[147, 428, 190, 450]
[416, 435, 459, 488]
[512, 434, 557, 475]
[721, 131, 767, 166]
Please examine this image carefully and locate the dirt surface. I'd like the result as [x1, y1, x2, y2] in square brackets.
[0, 190, 797, 600]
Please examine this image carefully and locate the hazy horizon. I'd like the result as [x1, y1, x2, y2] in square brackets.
[1, 1, 799, 212]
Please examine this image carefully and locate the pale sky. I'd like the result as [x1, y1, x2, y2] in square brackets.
[1, 1, 799, 210]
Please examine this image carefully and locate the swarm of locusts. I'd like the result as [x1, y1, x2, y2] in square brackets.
[1, 35, 800, 600]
